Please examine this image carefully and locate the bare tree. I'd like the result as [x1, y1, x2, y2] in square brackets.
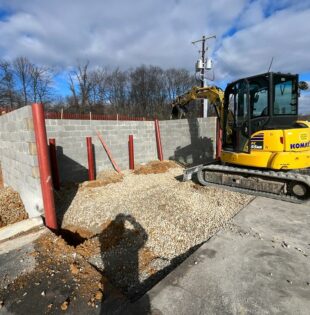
[0, 60, 16, 109]
[89, 67, 109, 107]
[68, 73, 79, 108]
[165, 68, 195, 102]
[67, 61, 94, 111]
[13, 57, 32, 106]
[129, 65, 166, 117]
[30, 64, 53, 104]
[107, 68, 129, 112]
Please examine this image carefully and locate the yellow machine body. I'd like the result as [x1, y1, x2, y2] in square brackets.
[221, 120, 310, 170]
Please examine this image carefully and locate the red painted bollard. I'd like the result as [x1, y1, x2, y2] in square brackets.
[154, 119, 163, 161]
[86, 137, 95, 180]
[48, 138, 60, 190]
[128, 135, 134, 170]
[32, 103, 58, 230]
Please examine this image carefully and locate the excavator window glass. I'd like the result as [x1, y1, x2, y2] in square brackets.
[273, 76, 297, 115]
[248, 79, 269, 118]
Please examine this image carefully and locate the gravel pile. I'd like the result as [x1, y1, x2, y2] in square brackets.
[59, 161, 253, 297]
[0, 187, 28, 228]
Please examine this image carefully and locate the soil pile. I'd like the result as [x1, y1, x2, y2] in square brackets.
[134, 160, 179, 175]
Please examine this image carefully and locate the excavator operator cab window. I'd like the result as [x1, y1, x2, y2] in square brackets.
[273, 75, 297, 116]
[249, 79, 269, 118]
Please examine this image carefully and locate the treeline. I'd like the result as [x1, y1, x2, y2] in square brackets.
[0, 57, 198, 119]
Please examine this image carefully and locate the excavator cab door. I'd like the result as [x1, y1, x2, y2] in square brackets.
[225, 79, 251, 153]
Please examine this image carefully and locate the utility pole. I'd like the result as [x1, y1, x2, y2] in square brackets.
[192, 35, 216, 117]
[201, 35, 206, 91]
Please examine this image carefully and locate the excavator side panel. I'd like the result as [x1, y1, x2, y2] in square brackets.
[283, 127, 310, 152]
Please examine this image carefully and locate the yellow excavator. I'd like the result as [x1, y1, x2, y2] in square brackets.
[171, 72, 310, 203]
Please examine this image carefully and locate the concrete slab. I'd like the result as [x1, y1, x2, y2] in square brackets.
[0, 217, 43, 243]
[130, 197, 310, 315]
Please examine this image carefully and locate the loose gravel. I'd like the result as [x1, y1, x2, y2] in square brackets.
[58, 162, 253, 296]
[62, 165, 252, 258]
[0, 187, 28, 228]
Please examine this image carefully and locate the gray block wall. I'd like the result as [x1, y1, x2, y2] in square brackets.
[0, 106, 43, 217]
[160, 117, 217, 166]
[45, 117, 217, 182]
[45, 119, 158, 182]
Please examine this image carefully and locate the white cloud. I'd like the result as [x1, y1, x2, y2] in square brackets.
[214, 2, 310, 81]
[299, 92, 310, 114]
[0, 0, 246, 69]
[0, 0, 310, 112]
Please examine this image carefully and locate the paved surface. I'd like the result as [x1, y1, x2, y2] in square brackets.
[129, 197, 310, 315]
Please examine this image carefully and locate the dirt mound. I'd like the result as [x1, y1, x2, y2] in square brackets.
[134, 160, 179, 175]
[80, 171, 123, 189]
[0, 187, 28, 228]
[26, 231, 116, 310]
[62, 224, 96, 239]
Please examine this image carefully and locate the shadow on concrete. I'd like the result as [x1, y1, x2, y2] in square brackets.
[171, 118, 214, 167]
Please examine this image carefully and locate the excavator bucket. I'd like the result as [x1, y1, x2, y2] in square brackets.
[171, 104, 189, 119]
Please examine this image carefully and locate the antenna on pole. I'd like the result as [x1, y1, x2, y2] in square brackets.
[267, 56, 274, 72]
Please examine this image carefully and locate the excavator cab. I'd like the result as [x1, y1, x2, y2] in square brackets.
[222, 72, 299, 153]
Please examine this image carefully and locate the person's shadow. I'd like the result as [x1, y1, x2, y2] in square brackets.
[99, 214, 151, 315]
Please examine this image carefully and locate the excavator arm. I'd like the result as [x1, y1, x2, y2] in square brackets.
[170, 85, 233, 141]
[170, 85, 225, 119]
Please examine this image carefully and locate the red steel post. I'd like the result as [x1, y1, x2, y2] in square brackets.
[154, 119, 163, 161]
[128, 135, 135, 170]
[48, 138, 60, 190]
[32, 103, 58, 230]
[86, 137, 95, 180]
[216, 118, 223, 160]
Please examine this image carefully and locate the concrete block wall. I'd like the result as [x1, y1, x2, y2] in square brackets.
[0, 106, 43, 217]
[45, 117, 217, 182]
[45, 119, 158, 182]
[159, 117, 217, 166]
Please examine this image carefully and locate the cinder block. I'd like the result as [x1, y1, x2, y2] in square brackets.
[28, 142, 37, 155]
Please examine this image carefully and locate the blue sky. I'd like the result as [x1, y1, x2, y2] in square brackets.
[0, 0, 309, 112]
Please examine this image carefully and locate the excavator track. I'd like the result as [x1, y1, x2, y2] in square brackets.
[185, 164, 310, 204]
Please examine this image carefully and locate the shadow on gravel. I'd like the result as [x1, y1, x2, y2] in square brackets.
[52, 146, 93, 227]
[93, 214, 205, 314]
[97, 214, 150, 314]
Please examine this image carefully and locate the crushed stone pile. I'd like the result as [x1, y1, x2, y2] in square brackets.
[56, 160, 253, 298]
[0, 187, 28, 228]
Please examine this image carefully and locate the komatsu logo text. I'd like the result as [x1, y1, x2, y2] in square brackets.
[290, 141, 310, 149]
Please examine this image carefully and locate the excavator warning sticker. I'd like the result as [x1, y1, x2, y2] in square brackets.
[251, 133, 264, 150]
[299, 133, 308, 141]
